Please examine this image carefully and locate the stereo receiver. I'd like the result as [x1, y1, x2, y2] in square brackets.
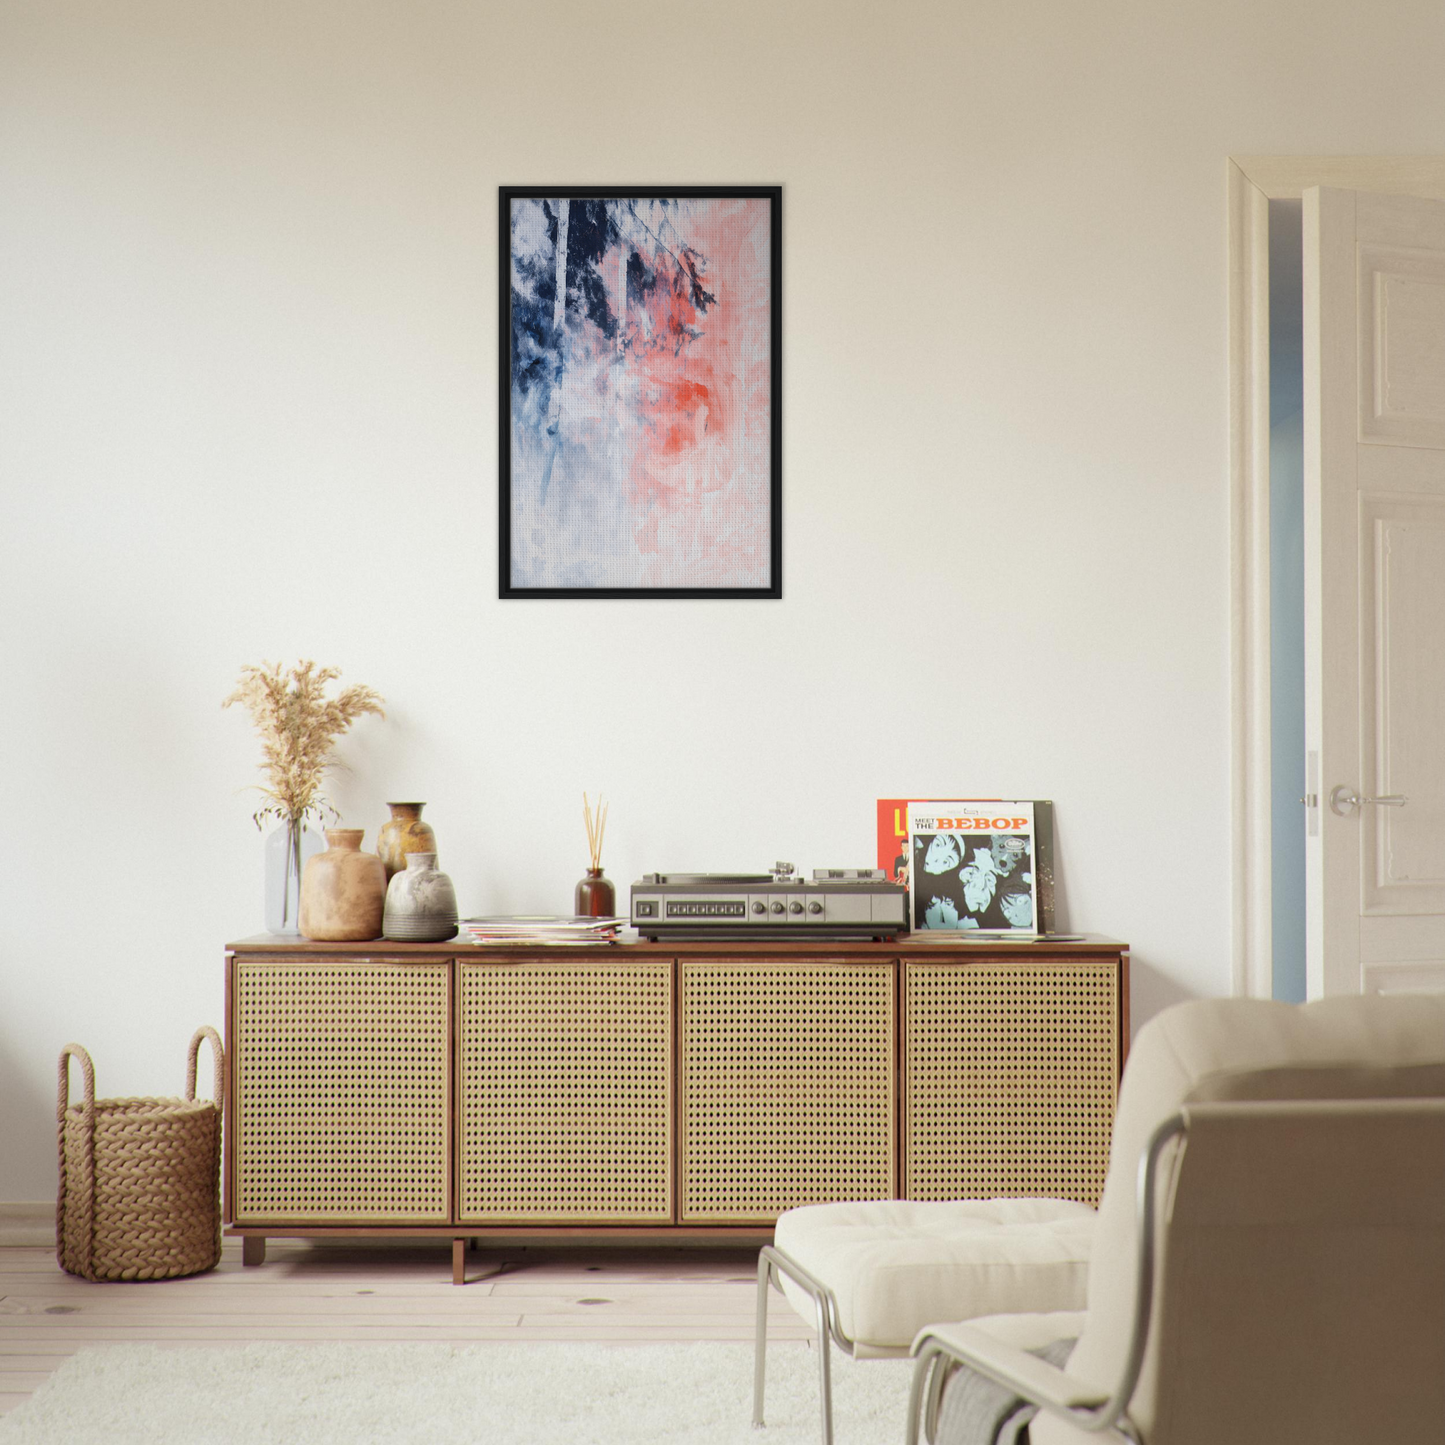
[631, 863, 906, 940]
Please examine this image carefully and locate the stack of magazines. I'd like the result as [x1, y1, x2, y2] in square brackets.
[458, 915, 627, 946]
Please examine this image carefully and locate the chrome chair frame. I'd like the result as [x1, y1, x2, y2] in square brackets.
[753, 1243, 871, 1445]
[904, 1114, 1186, 1445]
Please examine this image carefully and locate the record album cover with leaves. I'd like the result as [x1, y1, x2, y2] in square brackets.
[877, 798, 1056, 934]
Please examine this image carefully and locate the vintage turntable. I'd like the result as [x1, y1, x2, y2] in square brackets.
[630, 862, 906, 940]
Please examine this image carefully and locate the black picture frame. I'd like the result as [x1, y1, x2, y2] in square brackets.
[499, 186, 782, 599]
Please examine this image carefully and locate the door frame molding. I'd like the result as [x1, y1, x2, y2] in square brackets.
[1228, 156, 1445, 1000]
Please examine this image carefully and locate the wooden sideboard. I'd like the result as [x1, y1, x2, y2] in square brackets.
[224, 935, 1128, 1281]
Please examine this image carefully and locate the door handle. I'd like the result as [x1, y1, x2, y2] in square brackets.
[1329, 786, 1408, 816]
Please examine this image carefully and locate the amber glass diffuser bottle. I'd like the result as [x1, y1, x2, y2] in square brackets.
[576, 793, 617, 917]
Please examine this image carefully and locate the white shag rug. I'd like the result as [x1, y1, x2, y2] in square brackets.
[0, 1341, 914, 1444]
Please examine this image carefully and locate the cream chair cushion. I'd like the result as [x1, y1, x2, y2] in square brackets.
[773, 1197, 1095, 1356]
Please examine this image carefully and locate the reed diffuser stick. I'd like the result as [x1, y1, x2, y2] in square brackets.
[583, 792, 608, 870]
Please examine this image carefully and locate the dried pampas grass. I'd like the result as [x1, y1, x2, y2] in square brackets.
[223, 660, 385, 828]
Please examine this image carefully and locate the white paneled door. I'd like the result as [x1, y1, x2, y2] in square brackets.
[1305, 187, 1445, 996]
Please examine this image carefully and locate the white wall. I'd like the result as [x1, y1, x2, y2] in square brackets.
[3, 0, 1442, 1200]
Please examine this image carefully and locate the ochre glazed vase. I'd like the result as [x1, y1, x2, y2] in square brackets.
[299, 829, 386, 941]
[376, 802, 438, 881]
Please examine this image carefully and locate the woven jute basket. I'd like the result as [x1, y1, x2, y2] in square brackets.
[56, 1027, 224, 1282]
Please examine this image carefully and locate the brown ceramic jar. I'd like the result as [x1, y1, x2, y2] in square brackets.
[574, 867, 616, 918]
[376, 802, 438, 881]
[299, 829, 386, 941]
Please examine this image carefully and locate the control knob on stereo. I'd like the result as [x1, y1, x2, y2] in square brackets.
[770, 902, 785, 915]
[752, 901, 766, 914]
[789, 901, 804, 914]
[808, 901, 823, 915]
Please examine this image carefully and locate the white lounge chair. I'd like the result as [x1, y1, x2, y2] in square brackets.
[907, 992, 1445, 1445]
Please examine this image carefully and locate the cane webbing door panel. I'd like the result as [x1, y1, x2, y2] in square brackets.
[457, 959, 673, 1222]
[233, 959, 450, 1223]
[904, 960, 1118, 1205]
[679, 959, 895, 1223]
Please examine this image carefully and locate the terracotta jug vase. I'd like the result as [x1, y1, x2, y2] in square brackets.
[376, 802, 438, 881]
[299, 829, 385, 941]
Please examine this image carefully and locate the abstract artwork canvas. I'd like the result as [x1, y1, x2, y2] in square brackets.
[500, 187, 781, 598]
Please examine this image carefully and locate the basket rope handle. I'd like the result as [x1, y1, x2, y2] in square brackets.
[185, 1026, 225, 1108]
[57, 1043, 95, 1125]
[56, 1042, 98, 1275]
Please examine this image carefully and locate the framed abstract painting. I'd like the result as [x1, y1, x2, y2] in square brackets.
[500, 186, 781, 598]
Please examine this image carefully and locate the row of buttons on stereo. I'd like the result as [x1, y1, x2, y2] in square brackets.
[645, 898, 831, 918]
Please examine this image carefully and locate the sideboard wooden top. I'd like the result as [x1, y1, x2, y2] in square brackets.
[228, 932, 1127, 959]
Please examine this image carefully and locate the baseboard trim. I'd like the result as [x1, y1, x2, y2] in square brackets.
[0, 1201, 54, 1247]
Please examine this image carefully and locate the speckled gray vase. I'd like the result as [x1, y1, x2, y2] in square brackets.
[382, 852, 458, 942]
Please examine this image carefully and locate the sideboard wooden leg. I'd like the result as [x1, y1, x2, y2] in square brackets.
[241, 1236, 266, 1268]
[452, 1237, 465, 1285]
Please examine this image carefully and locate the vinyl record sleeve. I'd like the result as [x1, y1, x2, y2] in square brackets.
[877, 798, 1055, 933]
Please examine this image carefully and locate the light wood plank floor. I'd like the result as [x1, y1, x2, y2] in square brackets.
[0, 1239, 811, 1416]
